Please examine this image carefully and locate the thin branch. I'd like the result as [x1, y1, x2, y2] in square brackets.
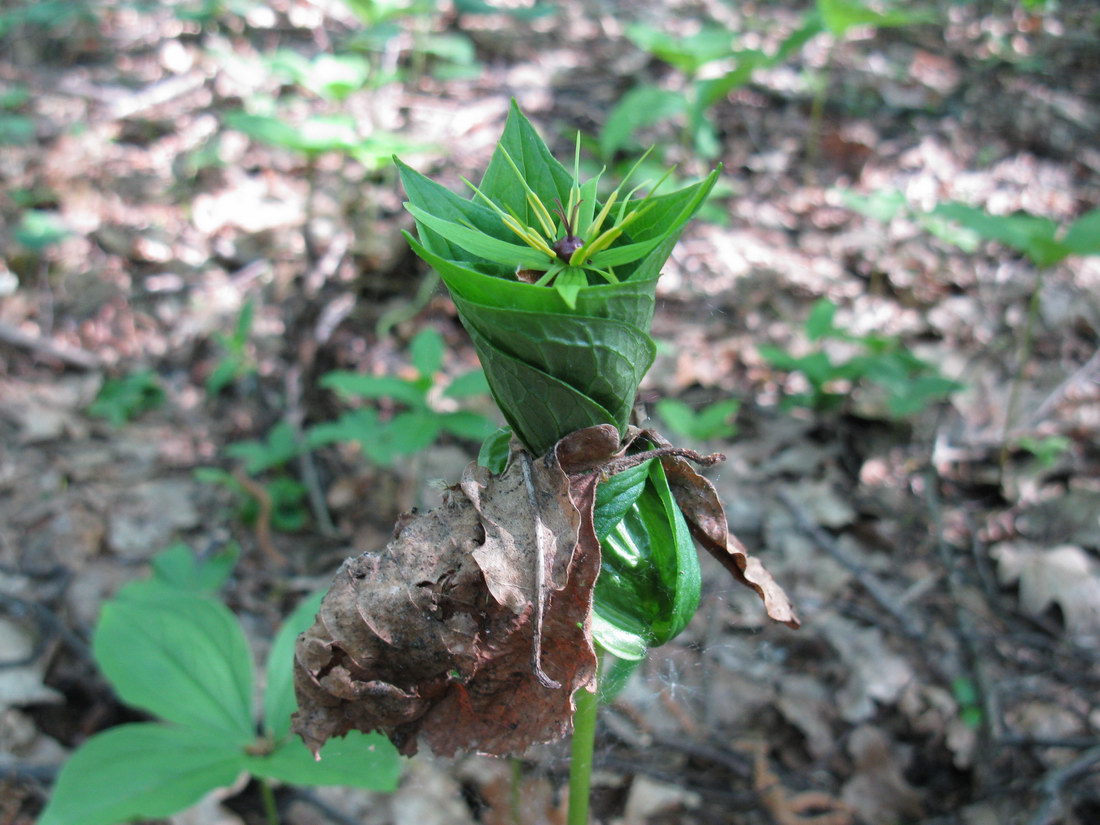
[0, 321, 102, 370]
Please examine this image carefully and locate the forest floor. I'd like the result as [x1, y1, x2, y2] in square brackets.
[2, 1, 1100, 823]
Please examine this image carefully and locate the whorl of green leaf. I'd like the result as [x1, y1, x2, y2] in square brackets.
[398, 102, 718, 455]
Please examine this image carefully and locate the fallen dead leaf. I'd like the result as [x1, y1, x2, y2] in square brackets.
[841, 725, 923, 824]
[991, 542, 1100, 637]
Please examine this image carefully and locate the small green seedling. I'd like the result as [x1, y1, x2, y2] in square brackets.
[1015, 435, 1072, 469]
[13, 210, 70, 251]
[207, 299, 257, 396]
[0, 84, 33, 146]
[87, 369, 165, 426]
[933, 203, 1100, 268]
[268, 51, 374, 101]
[951, 676, 984, 730]
[309, 328, 497, 465]
[760, 299, 963, 417]
[224, 110, 416, 170]
[196, 466, 310, 532]
[655, 397, 740, 441]
[198, 421, 309, 531]
[38, 545, 400, 825]
[604, 20, 817, 160]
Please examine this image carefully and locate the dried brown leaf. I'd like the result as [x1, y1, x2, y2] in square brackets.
[641, 429, 800, 629]
[292, 425, 796, 759]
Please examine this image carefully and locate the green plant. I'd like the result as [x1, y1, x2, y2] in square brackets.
[1015, 434, 1072, 468]
[396, 103, 723, 823]
[0, 84, 33, 146]
[951, 676, 984, 730]
[603, 18, 818, 161]
[759, 299, 963, 417]
[87, 369, 166, 426]
[309, 327, 497, 465]
[933, 203, 1100, 267]
[197, 421, 310, 531]
[655, 397, 740, 441]
[12, 210, 70, 251]
[38, 544, 400, 825]
[223, 110, 415, 171]
[291, 106, 794, 825]
[805, 0, 931, 171]
[207, 298, 258, 396]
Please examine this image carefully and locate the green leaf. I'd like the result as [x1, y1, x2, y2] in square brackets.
[404, 202, 550, 269]
[478, 426, 513, 473]
[225, 421, 301, 474]
[247, 731, 400, 790]
[693, 399, 740, 439]
[443, 368, 491, 399]
[817, 0, 930, 36]
[93, 589, 255, 744]
[599, 85, 686, 159]
[264, 591, 324, 740]
[805, 299, 837, 341]
[372, 410, 443, 460]
[87, 370, 165, 426]
[656, 398, 739, 440]
[149, 543, 239, 595]
[933, 202, 1063, 265]
[307, 408, 381, 449]
[464, 323, 621, 456]
[625, 24, 734, 75]
[0, 113, 34, 145]
[395, 158, 517, 272]
[593, 459, 652, 541]
[37, 723, 246, 825]
[320, 372, 429, 409]
[410, 327, 446, 377]
[477, 100, 575, 233]
[1063, 209, 1100, 256]
[439, 410, 497, 440]
[404, 232, 659, 328]
[838, 188, 907, 223]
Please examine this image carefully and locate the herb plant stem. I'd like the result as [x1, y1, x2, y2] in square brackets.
[259, 776, 280, 825]
[510, 757, 523, 825]
[566, 677, 599, 825]
[805, 40, 837, 185]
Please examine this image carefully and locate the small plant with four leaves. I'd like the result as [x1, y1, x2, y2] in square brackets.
[308, 327, 498, 465]
[759, 298, 963, 417]
[38, 544, 400, 825]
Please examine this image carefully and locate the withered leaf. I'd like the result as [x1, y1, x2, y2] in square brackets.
[641, 428, 801, 630]
[292, 428, 614, 758]
[292, 425, 796, 760]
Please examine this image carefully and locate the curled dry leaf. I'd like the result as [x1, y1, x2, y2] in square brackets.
[293, 425, 796, 758]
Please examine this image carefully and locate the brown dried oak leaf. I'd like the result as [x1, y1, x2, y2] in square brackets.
[292, 425, 797, 759]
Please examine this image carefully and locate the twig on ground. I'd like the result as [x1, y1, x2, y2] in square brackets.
[1026, 745, 1100, 825]
[924, 468, 1005, 754]
[304, 231, 350, 298]
[232, 468, 286, 566]
[0, 322, 102, 370]
[776, 488, 922, 637]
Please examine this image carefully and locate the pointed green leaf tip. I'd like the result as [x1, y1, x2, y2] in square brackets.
[396, 103, 718, 455]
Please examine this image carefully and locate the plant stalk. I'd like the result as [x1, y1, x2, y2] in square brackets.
[259, 776, 280, 825]
[566, 680, 599, 825]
